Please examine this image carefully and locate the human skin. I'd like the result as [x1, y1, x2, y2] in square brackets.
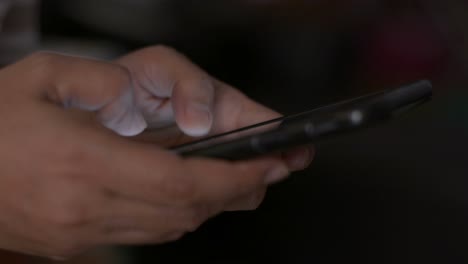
[0, 46, 314, 259]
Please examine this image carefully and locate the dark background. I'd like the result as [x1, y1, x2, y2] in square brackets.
[15, 0, 468, 263]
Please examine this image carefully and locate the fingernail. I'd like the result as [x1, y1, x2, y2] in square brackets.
[264, 164, 290, 185]
[287, 146, 315, 171]
[184, 103, 213, 136]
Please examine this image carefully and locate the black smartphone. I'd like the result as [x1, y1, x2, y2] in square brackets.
[172, 80, 432, 160]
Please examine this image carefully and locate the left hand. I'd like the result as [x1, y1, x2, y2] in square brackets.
[114, 45, 315, 211]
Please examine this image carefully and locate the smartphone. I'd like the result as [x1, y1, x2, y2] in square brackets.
[172, 80, 433, 160]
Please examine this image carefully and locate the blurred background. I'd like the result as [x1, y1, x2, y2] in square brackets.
[1, 0, 467, 263]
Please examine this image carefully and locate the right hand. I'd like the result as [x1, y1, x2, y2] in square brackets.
[0, 52, 290, 259]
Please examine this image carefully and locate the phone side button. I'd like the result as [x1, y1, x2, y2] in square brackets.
[250, 136, 267, 154]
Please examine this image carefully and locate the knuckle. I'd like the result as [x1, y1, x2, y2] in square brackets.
[26, 51, 65, 77]
[102, 64, 133, 96]
[145, 44, 178, 56]
[109, 64, 132, 84]
[135, 45, 187, 64]
[28, 51, 62, 66]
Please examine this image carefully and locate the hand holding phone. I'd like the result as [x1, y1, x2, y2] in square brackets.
[172, 80, 432, 160]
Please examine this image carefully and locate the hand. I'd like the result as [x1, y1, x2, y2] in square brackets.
[115, 46, 315, 210]
[0, 48, 310, 258]
[0, 51, 293, 259]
